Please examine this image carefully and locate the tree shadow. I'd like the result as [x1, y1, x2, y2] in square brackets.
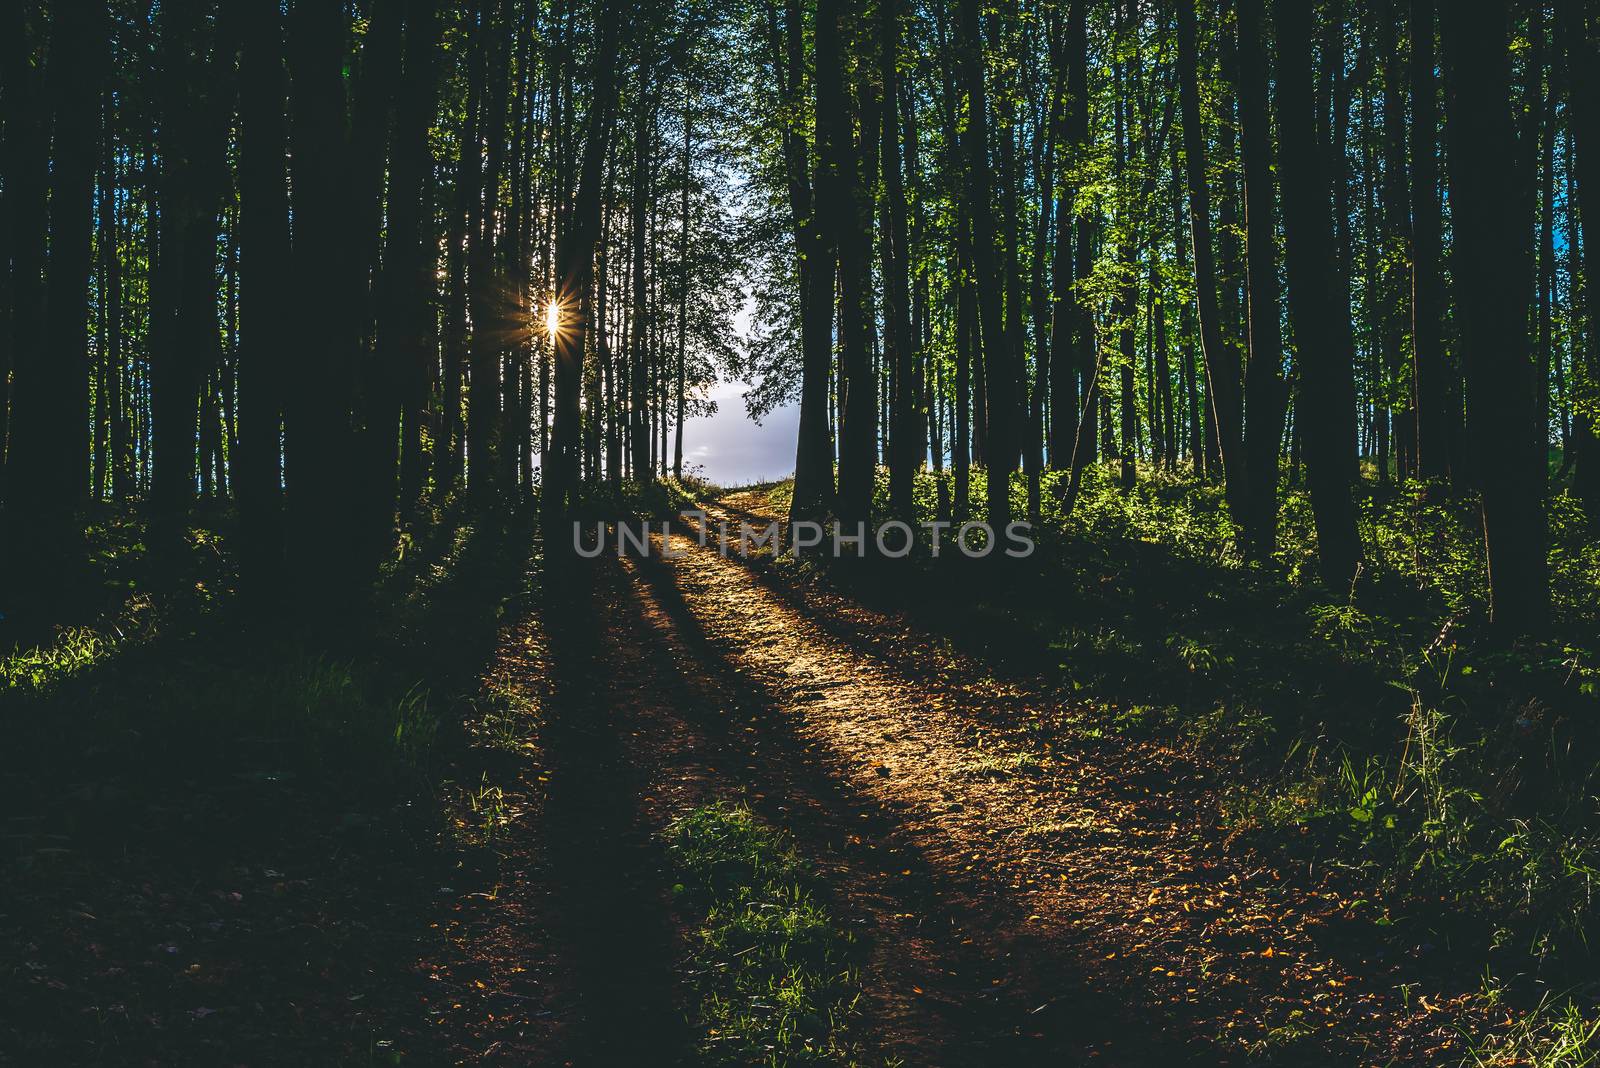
[530, 553, 696, 1065]
[620, 541, 1205, 1066]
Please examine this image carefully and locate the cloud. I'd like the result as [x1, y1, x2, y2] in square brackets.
[681, 380, 798, 487]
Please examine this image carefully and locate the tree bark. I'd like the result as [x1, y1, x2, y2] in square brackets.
[957, 0, 1014, 527]
[288, 0, 359, 603]
[1409, 0, 1449, 483]
[820, 0, 879, 527]
[1443, 0, 1548, 631]
[1557, 0, 1600, 519]
[1176, 0, 1245, 523]
[1236, 0, 1287, 557]
[544, 0, 623, 524]
[763, 0, 836, 521]
[5, 0, 105, 599]
[237, 0, 295, 601]
[1274, 0, 1364, 589]
[883, 0, 917, 521]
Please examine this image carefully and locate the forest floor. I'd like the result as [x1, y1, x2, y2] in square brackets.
[1, 487, 1543, 1066]
[410, 488, 1509, 1066]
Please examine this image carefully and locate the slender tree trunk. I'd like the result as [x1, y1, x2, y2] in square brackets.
[762, 0, 836, 522]
[1443, 0, 1548, 631]
[1380, 0, 1414, 482]
[1275, 0, 1364, 589]
[1537, 13, 1557, 491]
[97, 94, 123, 506]
[955, 212, 973, 517]
[437, 7, 482, 497]
[1176, 0, 1245, 523]
[1557, 0, 1600, 518]
[1112, 24, 1137, 493]
[544, 0, 622, 524]
[6, 1, 105, 599]
[1410, 0, 1448, 483]
[956, 0, 1013, 527]
[236, 0, 295, 600]
[287, 0, 362, 603]
[883, 0, 917, 521]
[674, 83, 690, 481]
[629, 76, 654, 483]
[1236, 0, 1287, 557]
[1047, 3, 1084, 475]
[823, 0, 879, 527]
[467, 0, 506, 501]
[399, 2, 441, 516]
[369, 0, 437, 558]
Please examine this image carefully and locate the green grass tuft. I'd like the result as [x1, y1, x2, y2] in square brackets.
[665, 802, 868, 1066]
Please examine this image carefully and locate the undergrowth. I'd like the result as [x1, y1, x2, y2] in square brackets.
[950, 465, 1593, 959]
[849, 463, 1600, 977]
[665, 802, 869, 1067]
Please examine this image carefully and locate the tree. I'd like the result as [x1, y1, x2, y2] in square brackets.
[1557, 0, 1600, 520]
[1176, 0, 1245, 525]
[236, 0, 293, 599]
[958, 0, 1014, 528]
[1275, 0, 1363, 589]
[4, 0, 105, 604]
[762, 0, 836, 523]
[883, 0, 918, 522]
[1409, 0, 1449, 483]
[545, 0, 625, 524]
[1442, 0, 1548, 631]
[1236, 0, 1286, 557]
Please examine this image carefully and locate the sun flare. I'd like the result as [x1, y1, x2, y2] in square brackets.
[546, 300, 561, 338]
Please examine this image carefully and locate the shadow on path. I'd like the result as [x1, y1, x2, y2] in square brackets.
[621, 537, 1199, 1067]
[534, 555, 696, 1065]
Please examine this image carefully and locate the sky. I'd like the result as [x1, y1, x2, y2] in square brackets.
[676, 296, 798, 488]
[679, 380, 798, 488]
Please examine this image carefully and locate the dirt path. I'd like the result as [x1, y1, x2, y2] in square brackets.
[432, 501, 1473, 1065]
[619, 501, 1466, 1066]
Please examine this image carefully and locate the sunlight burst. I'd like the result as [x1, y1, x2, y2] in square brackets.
[546, 299, 561, 338]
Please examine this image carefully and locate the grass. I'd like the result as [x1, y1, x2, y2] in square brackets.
[865, 462, 1600, 966]
[958, 749, 1043, 779]
[717, 460, 1600, 1032]
[1462, 993, 1600, 1067]
[665, 802, 868, 1066]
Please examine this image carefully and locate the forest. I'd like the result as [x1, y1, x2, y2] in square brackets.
[4, 0, 1600, 1063]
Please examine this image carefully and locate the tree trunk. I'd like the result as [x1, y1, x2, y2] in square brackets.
[1557, 0, 1600, 519]
[674, 82, 690, 481]
[628, 73, 654, 483]
[1442, 0, 1548, 632]
[365, 0, 435, 560]
[956, 0, 1013, 527]
[288, 0, 359, 603]
[544, 0, 623, 524]
[1409, 0, 1449, 483]
[236, 0, 295, 600]
[1176, 0, 1245, 523]
[883, 0, 917, 522]
[5, 1, 105, 600]
[822, 0, 878, 527]
[1236, 0, 1287, 557]
[1274, 0, 1364, 590]
[467, 0, 505, 501]
[758, 0, 835, 520]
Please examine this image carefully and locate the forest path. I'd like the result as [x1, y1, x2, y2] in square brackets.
[436, 495, 1460, 1065]
[597, 493, 1455, 1066]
